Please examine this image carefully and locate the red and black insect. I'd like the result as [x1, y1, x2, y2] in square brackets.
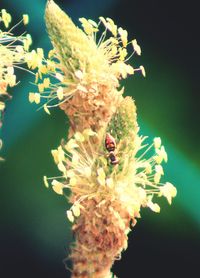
[105, 133, 119, 165]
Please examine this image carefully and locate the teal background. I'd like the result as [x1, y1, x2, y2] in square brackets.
[0, 0, 199, 277]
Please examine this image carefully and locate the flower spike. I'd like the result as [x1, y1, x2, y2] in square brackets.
[37, 1, 177, 277]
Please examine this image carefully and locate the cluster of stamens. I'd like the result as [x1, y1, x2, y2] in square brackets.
[27, 16, 145, 114]
[43, 129, 176, 223]
[0, 9, 31, 158]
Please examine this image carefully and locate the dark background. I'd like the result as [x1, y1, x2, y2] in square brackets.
[0, 0, 200, 277]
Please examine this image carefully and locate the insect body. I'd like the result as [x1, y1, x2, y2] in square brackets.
[108, 151, 119, 165]
[105, 133, 119, 165]
[105, 133, 116, 152]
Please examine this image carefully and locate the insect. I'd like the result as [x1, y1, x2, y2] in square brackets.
[105, 133, 119, 165]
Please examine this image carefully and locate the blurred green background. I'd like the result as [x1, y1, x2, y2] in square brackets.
[0, 0, 200, 277]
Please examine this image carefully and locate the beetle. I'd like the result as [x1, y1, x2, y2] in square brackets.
[105, 133, 119, 165]
[105, 133, 116, 152]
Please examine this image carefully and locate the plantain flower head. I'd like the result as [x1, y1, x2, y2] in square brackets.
[0, 9, 32, 101]
[0, 9, 32, 158]
[39, 1, 177, 277]
[28, 0, 145, 135]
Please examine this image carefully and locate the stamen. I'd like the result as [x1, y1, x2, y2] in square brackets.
[136, 142, 154, 161]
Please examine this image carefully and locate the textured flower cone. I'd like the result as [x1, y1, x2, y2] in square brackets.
[64, 98, 139, 278]
[45, 0, 122, 136]
[45, 0, 111, 83]
[60, 87, 123, 136]
[70, 199, 131, 278]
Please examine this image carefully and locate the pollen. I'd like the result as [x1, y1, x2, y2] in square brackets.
[23, 14, 29, 25]
[66, 210, 75, 223]
[52, 179, 64, 195]
[1, 9, 12, 28]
